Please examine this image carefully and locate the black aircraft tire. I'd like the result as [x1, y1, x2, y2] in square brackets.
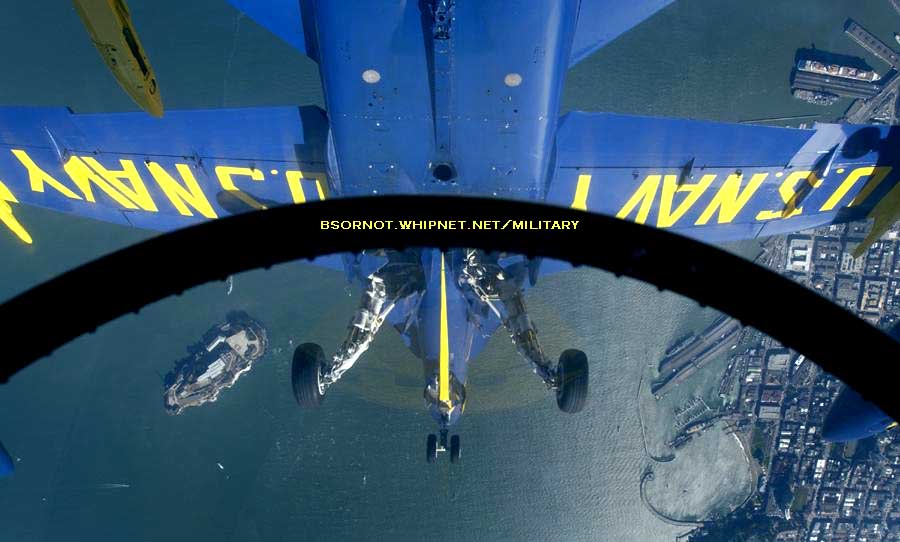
[556, 349, 589, 413]
[426, 434, 438, 463]
[292, 343, 327, 408]
[450, 435, 461, 464]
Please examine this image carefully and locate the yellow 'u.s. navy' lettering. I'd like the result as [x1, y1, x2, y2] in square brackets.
[0, 149, 332, 244]
[0, 178, 32, 244]
[285, 170, 328, 204]
[11, 149, 81, 200]
[755, 170, 821, 221]
[657, 174, 716, 228]
[819, 166, 892, 211]
[695, 173, 767, 225]
[145, 161, 218, 218]
[616, 175, 661, 224]
[64, 156, 142, 210]
[606, 165, 894, 228]
[81, 157, 158, 212]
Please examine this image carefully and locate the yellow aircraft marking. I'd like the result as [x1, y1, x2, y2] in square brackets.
[0, 179, 31, 244]
[755, 170, 820, 221]
[215, 166, 268, 209]
[439, 252, 451, 406]
[81, 157, 159, 211]
[315, 179, 327, 200]
[657, 173, 716, 228]
[616, 175, 660, 224]
[64, 156, 141, 209]
[570, 174, 592, 211]
[12, 150, 81, 200]
[819, 166, 891, 212]
[285, 171, 308, 203]
[145, 161, 217, 218]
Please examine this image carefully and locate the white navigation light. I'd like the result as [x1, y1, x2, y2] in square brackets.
[504, 72, 522, 87]
[362, 69, 381, 84]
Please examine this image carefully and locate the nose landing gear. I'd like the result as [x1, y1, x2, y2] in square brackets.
[426, 429, 461, 464]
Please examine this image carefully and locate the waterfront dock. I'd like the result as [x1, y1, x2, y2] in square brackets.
[791, 69, 880, 100]
[845, 19, 900, 69]
[651, 316, 742, 398]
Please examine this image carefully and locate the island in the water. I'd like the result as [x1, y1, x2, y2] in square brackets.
[164, 311, 268, 415]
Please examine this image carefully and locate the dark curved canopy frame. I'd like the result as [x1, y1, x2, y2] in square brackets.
[1, 196, 897, 420]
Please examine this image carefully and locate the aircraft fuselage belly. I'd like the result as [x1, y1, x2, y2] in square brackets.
[311, 0, 579, 199]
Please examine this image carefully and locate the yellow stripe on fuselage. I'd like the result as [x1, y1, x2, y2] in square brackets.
[439, 253, 451, 405]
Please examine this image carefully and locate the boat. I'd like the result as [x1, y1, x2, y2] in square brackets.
[792, 89, 839, 106]
[796, 59, 880, 82]
[164, 311, 268, 414]
[895, 32, 900, 46]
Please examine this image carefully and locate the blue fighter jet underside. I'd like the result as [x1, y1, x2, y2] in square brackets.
[1, 0, 898, 470]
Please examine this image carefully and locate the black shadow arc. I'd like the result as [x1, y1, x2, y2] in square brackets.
[0, 196, 897, 421]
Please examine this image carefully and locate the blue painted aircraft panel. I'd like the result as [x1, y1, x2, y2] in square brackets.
[0, 106, 328, 229]
[548, 112, 898, 243]
[310, 1, 434, 197]
[450, 0, 579, 200]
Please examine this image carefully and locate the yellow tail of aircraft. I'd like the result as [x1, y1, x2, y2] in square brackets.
[72, 0, 163, 117]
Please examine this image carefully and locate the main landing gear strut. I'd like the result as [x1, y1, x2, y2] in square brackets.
[291, 250, 425, 407]
[458, 249, 589, 413]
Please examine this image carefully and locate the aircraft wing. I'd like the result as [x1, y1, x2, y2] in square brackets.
[0, 105, 329, 232]
[569, 0, 675, 66]
[546, 112, 900, 244]
[0, 104, 346, 268]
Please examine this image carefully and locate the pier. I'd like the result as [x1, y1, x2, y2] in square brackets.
[837, 18, 900, 124]
[791, 70, 880, 100]
[844, 19, 900, 69]
[739, 114, 820, 125]
[651, 317, 742, 398]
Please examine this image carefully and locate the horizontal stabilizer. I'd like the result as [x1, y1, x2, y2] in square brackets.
[0, 105, 329, 239]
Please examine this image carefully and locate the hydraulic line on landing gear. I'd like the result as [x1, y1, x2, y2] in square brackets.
[458, 249, 558, 388]
[324, 251, 426, 388]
